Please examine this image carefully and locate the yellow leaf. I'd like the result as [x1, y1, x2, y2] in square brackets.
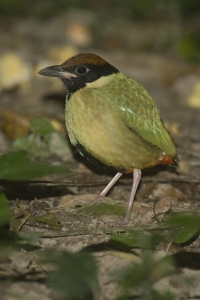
[187, 81, 200, 108]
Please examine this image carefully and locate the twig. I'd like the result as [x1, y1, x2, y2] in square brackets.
[0, 179, 109, 187]
[1, 175, 200, 187]
[18, 223, 184, 239]
[17, 213, 31, 232]
[141, 176, 200, 184]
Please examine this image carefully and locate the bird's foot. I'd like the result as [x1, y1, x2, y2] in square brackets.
[94, 195, 104, 202]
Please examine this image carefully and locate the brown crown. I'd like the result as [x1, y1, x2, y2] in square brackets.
[61, 53, 108, 68]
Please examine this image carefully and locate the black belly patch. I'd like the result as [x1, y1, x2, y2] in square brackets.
[75, 141, 126, 173]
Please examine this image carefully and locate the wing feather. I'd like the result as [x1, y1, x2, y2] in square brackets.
[107, 74, 177, 158]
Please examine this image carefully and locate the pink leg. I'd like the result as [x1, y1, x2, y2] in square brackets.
[123, 169, 141, 223]
[95, 172, 123, 200]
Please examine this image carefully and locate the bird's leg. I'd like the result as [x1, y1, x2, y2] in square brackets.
[95, 172, 123, 201]
[122, 169, 141, 224]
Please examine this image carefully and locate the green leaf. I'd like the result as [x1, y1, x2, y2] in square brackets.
[0, 150, 71, 180]
[13, 135, 50, 158]
[78, 202, 126, 216]
[30, 116, 55, 136]
[48, 131, 72, 158]
[13, 116, 55, 157]
[0, 193, 21, 249]
[44, 250, 99, 299]
[110, 230, 162, 250]
[163, 213, 200, 244]
[13, 116, 72, 159]
[117, 254, 176, 300]
[0, 193, 10, 227]
[33, 213, 62, 230]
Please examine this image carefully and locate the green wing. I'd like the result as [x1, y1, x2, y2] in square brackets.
[109, 74, 177, 158]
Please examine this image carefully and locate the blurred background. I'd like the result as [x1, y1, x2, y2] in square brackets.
[1, 4, 200, 299]
[0, 0, 200, 176]
[1, 0, 200, 59]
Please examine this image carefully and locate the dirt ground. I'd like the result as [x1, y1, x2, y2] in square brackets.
[0, 10, 200, 300]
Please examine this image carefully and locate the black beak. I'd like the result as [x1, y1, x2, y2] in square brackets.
[38, 65, 63, 78]
[38, 65, 77, 79]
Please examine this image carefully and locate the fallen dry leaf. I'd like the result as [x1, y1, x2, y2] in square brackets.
[48, 45, 77, 64]
[164, 121, 182, 135]
[154, 196, 172, 216]
[66, 23, 92, 47]
[1, 110, 65, 140]
[0, 52, 31, 91]
[59, 194, 99, 210]
[187, 80, 200, 108]
[151, 184, 187, 203]
[105, 250, 142, 264]
[1, 110, 30, 140]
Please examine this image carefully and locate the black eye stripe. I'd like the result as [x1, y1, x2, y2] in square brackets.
[75, 66, 88, 75]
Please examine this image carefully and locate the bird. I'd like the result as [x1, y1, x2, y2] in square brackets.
[38, 53, 178, 224]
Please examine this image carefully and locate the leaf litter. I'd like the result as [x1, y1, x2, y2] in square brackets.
[1, 17, 200, 300]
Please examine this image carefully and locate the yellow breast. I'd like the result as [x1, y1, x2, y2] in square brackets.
[65, 75, 162, 170]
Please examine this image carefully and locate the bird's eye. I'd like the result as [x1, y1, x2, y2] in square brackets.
[75, 66, 88, 75]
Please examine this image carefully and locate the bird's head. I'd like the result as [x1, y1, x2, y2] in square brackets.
[38, 53, 119, 96]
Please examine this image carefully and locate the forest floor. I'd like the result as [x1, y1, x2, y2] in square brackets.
[0, 11, 200, 300]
